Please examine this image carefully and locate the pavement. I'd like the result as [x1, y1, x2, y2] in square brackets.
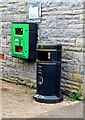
[1, 81, 84, 119]
[35, 102, 83, 118]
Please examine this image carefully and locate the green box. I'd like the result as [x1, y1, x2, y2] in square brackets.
[11, 23, 29, 59]
[11, 22, 37, 60]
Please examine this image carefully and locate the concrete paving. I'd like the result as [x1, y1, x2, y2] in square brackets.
[35, 102, 83, 118]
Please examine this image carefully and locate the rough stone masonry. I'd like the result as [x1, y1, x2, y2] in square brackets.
[0, 0, 84, 96]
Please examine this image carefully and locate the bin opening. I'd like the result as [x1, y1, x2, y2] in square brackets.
[37, 51, 50, 61]
[15, 46, 23, 52]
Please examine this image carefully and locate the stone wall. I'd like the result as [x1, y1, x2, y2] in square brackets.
[0, 0, 84, 95]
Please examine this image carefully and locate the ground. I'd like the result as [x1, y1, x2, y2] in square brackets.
[1, 81, 83, 118]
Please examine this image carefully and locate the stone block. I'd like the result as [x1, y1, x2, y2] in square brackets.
[68, 38, 76, 42]
[83, 53, 85, 64]
[79, 65, 85, 74]
[64, 15, 80, 20]
[62, 63, 79, 73]
[68, 24, 83, 29]
[66, 29, 83, 38]
[13, 14, 21, 22]
[4, 55, 12, 62]
[70, 81, 83, 94]
[63, 46, 82, 52]
[56, 19, 68, 29]
[39, 28, 51, 40]
[73, 52, 83, 65]
[76, 38, 83, 47]
[68, 19, 79, 24]
[62, 51, 73, 60]
[8, 3, 19, 14]
[47, 16, 57, 28]
[61, 71, 72, 80]
[0, 38, 6, 45]
[83, 38, 85, 47]
[70, 2, 83, 10]
[61, 10, 73, 15]
[72, 73, 83, 82]
[51, 29, 83, 38]
[27, 71, 36, 79]
[73, 9, 83, 14]
[57, 5, 70, 10]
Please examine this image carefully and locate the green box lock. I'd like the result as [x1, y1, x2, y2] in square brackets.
[11, 22, 38, 60]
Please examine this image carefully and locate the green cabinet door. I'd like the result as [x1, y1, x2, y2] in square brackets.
[11, 23, 29, 59]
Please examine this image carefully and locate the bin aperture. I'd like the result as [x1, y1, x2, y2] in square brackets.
[11, 22, 38, 60]
[34, 45, 63, 103]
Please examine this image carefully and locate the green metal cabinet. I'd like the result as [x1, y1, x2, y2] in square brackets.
[11, 22, 37, 60]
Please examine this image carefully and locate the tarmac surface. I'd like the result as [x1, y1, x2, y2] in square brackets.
[1, 81, 84, 118]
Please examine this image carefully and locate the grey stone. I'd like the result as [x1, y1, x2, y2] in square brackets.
[1, 12, 14, 22]
[73, 52, 83, 65]
[68, 24, 83, 29]
[64, 15, 80, 20]
[68, 19, 79, 24]
[79, 65, 84, 74]
[61, 71, 72, 80]
[27, 72, 36, 79]
[76, 38, 83, 47]
[70, 2, 83, 9]
[47, 16, 57, 28]
[51, 29, 83, 38]
[63, 46, 82, 52]
[8, 3, 19, 14]
[62, 51, 73, 60]
[56, 20, 68, 29]
[0, 38, 6, 45]
[62, 63, 79, 73]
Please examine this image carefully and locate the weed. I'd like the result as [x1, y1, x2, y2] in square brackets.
[69, 92, 85, 102]
[15, 79, 21, 85]
[26, 84, 33, 89]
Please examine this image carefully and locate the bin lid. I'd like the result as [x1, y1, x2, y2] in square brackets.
[37, 44, 62, 50]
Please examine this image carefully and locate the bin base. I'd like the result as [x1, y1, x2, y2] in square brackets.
[33, 94, 63, 103]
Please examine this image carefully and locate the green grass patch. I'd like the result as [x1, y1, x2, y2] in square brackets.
[69, 92, 85, 101]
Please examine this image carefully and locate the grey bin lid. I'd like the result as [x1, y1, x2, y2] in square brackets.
[37, 44, 62, 50]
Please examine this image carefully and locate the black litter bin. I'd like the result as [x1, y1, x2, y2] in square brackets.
[34, 44, 63, 103]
